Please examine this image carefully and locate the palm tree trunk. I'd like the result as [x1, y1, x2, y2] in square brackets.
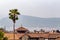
[13, 13, 15, 40]
[13, 22, 15, 40]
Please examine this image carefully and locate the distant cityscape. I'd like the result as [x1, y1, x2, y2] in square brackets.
[2, 26, 60, 40]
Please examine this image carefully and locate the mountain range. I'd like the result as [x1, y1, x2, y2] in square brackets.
[0, 15, 60, 31]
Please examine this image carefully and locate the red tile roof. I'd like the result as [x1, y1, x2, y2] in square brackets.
[4, 32, 60, 40]
[16, 27, 28, 31]
[28, 33, 49, 38]
[4, 27, 60, 40]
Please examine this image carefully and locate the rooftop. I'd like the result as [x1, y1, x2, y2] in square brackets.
[16, 27, 29, 31]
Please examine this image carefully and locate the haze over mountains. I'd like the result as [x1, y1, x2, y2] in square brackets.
[0, 15, 60, 31]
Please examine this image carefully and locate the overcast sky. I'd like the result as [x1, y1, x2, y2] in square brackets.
[0, 0, 60, 19]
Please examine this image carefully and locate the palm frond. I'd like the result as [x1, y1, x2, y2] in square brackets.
[15, 17, 18, 20]
[9, 9, 20, 22]
[9, 16, 14, 20]
[9, 13, 11, 15]
[16, 12, 20, 15]
[14, 9, 18, 11]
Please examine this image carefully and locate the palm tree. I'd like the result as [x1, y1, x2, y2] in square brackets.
[9, 9, 20, 40]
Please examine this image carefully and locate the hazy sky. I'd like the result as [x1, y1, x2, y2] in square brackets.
[0, 0, 60, 19]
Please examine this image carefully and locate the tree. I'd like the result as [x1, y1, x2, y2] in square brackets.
[0, 31, 4, 40]
[0, 28, 4, 32]
[56, 30, 60, 33]
[9, 9, 20, 40]
[0, 31, 8, 40]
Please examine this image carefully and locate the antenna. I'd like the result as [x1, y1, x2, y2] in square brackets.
[4, 26, 6, 31]
[21, 24, 23, 27]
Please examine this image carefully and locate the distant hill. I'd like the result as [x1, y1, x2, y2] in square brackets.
[0, 15, 60, 31]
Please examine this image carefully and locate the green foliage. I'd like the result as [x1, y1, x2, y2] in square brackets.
[9, 15, 14, 20]
[0, 28, 4, 30]
[0, 31, 4, 40]
[0, 38, 2, 40]
[0, 31, 4, 38]
[9, 9, 20, 23]
[0, 31, 8, 40]
[16, 12, 20, 15]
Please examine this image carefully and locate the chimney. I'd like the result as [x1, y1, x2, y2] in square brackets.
[40, 29, 45, 33]
[50, 30, 56, 33]
[34, 30, 39, 33]
[34, 30, 37, 33]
